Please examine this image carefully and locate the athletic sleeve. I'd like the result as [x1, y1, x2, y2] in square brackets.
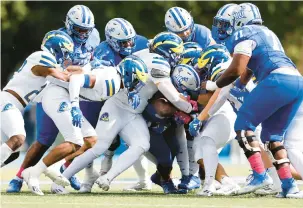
[208, 84, 233, 116]
[233, 40, 257, 57]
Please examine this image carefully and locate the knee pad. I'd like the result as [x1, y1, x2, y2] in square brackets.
[237, 131, 260, 157]
[265, 142, 290, 168]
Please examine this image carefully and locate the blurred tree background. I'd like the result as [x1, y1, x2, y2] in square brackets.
[2, 1, 303, 86]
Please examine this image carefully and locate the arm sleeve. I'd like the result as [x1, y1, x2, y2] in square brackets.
[208, 84, 233, 116]
[69, 74, 90, 106]
[157, 80, 192, 113]
[46, 75, 69, 89]
[233, 40, 257, 57]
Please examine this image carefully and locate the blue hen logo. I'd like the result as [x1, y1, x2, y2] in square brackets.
[100, 112, 109, 122]
[2, 103, 15, 112]
[58, 102, 70, 113]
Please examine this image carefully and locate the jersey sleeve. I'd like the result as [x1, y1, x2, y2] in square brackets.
[92, 42, 116, 67]
[225, 26, 252, 54]
[149, 55, 171, 84]
[27, 51, 57, 68]
[194, 24, 213, 49]
[92, 68, 120, 100]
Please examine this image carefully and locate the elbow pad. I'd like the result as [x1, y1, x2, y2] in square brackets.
[157, 81, 192, 113]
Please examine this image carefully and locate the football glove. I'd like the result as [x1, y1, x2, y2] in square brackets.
[128, 91, 141, 109]
[71, 106, 83, 128]
[188, 117, 203, 137]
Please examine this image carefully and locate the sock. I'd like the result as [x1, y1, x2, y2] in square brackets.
[201, 137, 218, 185]
[63, 161, 71, 169]
[106, 146, 145, 182]
[1, 143, 13, 164]
[188, 140, 199, 176]
[247, 152, 266, 174]
[268, 167, 281, 189]
[85, 161, 94, 175]
[176, 139, 189, 176]
[104, 150, 114, 158]
[63, 149, 97, 179]
[277, 166, 292, 179]
[133, 155, 149, 183]
[16, 166, 24, 179]
[31, 160, 47, 177]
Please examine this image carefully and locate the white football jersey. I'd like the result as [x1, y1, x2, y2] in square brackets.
[3, 51, 57, 105]
[79, 66, 121, 101]
[113, 49, 171, 113]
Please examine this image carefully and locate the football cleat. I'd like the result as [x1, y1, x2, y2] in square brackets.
[255, 184, 281, 195]
[277, 178, 303, 198]
[215, 177, 240, 196]
[197, 181, 216, 196]
[123, 181, 152, 191]
[6, 178, 23, 193]
[161, 180, 187, 194]
[21, 167, 44, 196]
[51, 182, 69, 195]
[44, 168, 70, 187]
[178, 175, 201, 190]
[238, 171, 273, 195]
[60, 165, 81, 190]
[95, 175, 111, 191]
[79, 168, 99, 193]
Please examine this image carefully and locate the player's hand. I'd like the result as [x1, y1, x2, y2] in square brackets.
[184, 94, 198, 112]
[174, 111, 192, 125]
[229, 87, 249, 104]
[71, 106, 83, 128]
[188, 117, 203, 137]
[202, 80, 218, 91]
[128, 91, 141, 109]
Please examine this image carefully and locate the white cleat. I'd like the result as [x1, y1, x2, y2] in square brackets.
[123, 181, 152, 192]
[277, 185, 303, 199]
[79, 169, 99, 193]
[100, 151, 114, 176]
[21, 167, 44, 196]
[215, 176, 241, 196]
[95, 175, 111, 191]
[51, 183, 69, 195]
[197, 182, 216, 197]
[255, 184, 281, 195]
[44, 169, 70, 187]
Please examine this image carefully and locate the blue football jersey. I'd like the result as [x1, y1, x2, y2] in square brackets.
[189, 24, 213, 49]
[92, 34, 149, 67]
[59, 28, 100, 66]
[225, 25, 296, 81]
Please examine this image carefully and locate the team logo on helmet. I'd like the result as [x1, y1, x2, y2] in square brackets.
[2, 103, 15, 112]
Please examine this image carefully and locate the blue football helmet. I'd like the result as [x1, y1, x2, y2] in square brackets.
[212, 4, 237, 41]
[65, 5, 95, 44]
[165, 7, 195, 42]
[105, 18, 136, 56]
[171, 64, 200, 93]
[150, 32, 184, 68]
[197, 44, 231, 81]
[231, 3, 263, 31]
[179, 42, 203, 68]
[41, 30, 74, 65]
[117, 55, 148, 90]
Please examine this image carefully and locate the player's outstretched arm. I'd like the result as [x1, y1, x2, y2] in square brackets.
[31, 65, 69, 81]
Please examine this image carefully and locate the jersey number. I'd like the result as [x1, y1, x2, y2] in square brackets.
[234, 30, 243, 41]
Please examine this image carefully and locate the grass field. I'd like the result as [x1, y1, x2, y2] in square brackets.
[1, 158, 303, 208]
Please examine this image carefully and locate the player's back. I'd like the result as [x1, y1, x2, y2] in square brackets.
[113, 49, 171, 113]
[226, 25, 296, 81]
[191, 24, 213, 49]
[4, 51, 56, 105]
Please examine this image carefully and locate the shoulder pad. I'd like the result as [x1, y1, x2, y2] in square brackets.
[133, 35, 149, 51]
[150, 55, 171, 78]
[28, 51, 57, 68]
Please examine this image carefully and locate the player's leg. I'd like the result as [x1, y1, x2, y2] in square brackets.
[1, 92, 26, 166]
[7, 103, 59, 193]
[96, 114, 150, 191]
[123, 155, 151, 191]
[61, 98, 125, 187]
[100, 136, 120, 175]
[234, 74, 303, 195]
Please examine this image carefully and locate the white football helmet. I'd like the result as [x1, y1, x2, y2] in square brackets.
[231, 3, 262, 31]
[105, 18, 136, 56]
[65, 5, 95, 44]
[171, 64, 200, 93]
[212, 4, 238, 41]
[165, 7, 194, 42]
